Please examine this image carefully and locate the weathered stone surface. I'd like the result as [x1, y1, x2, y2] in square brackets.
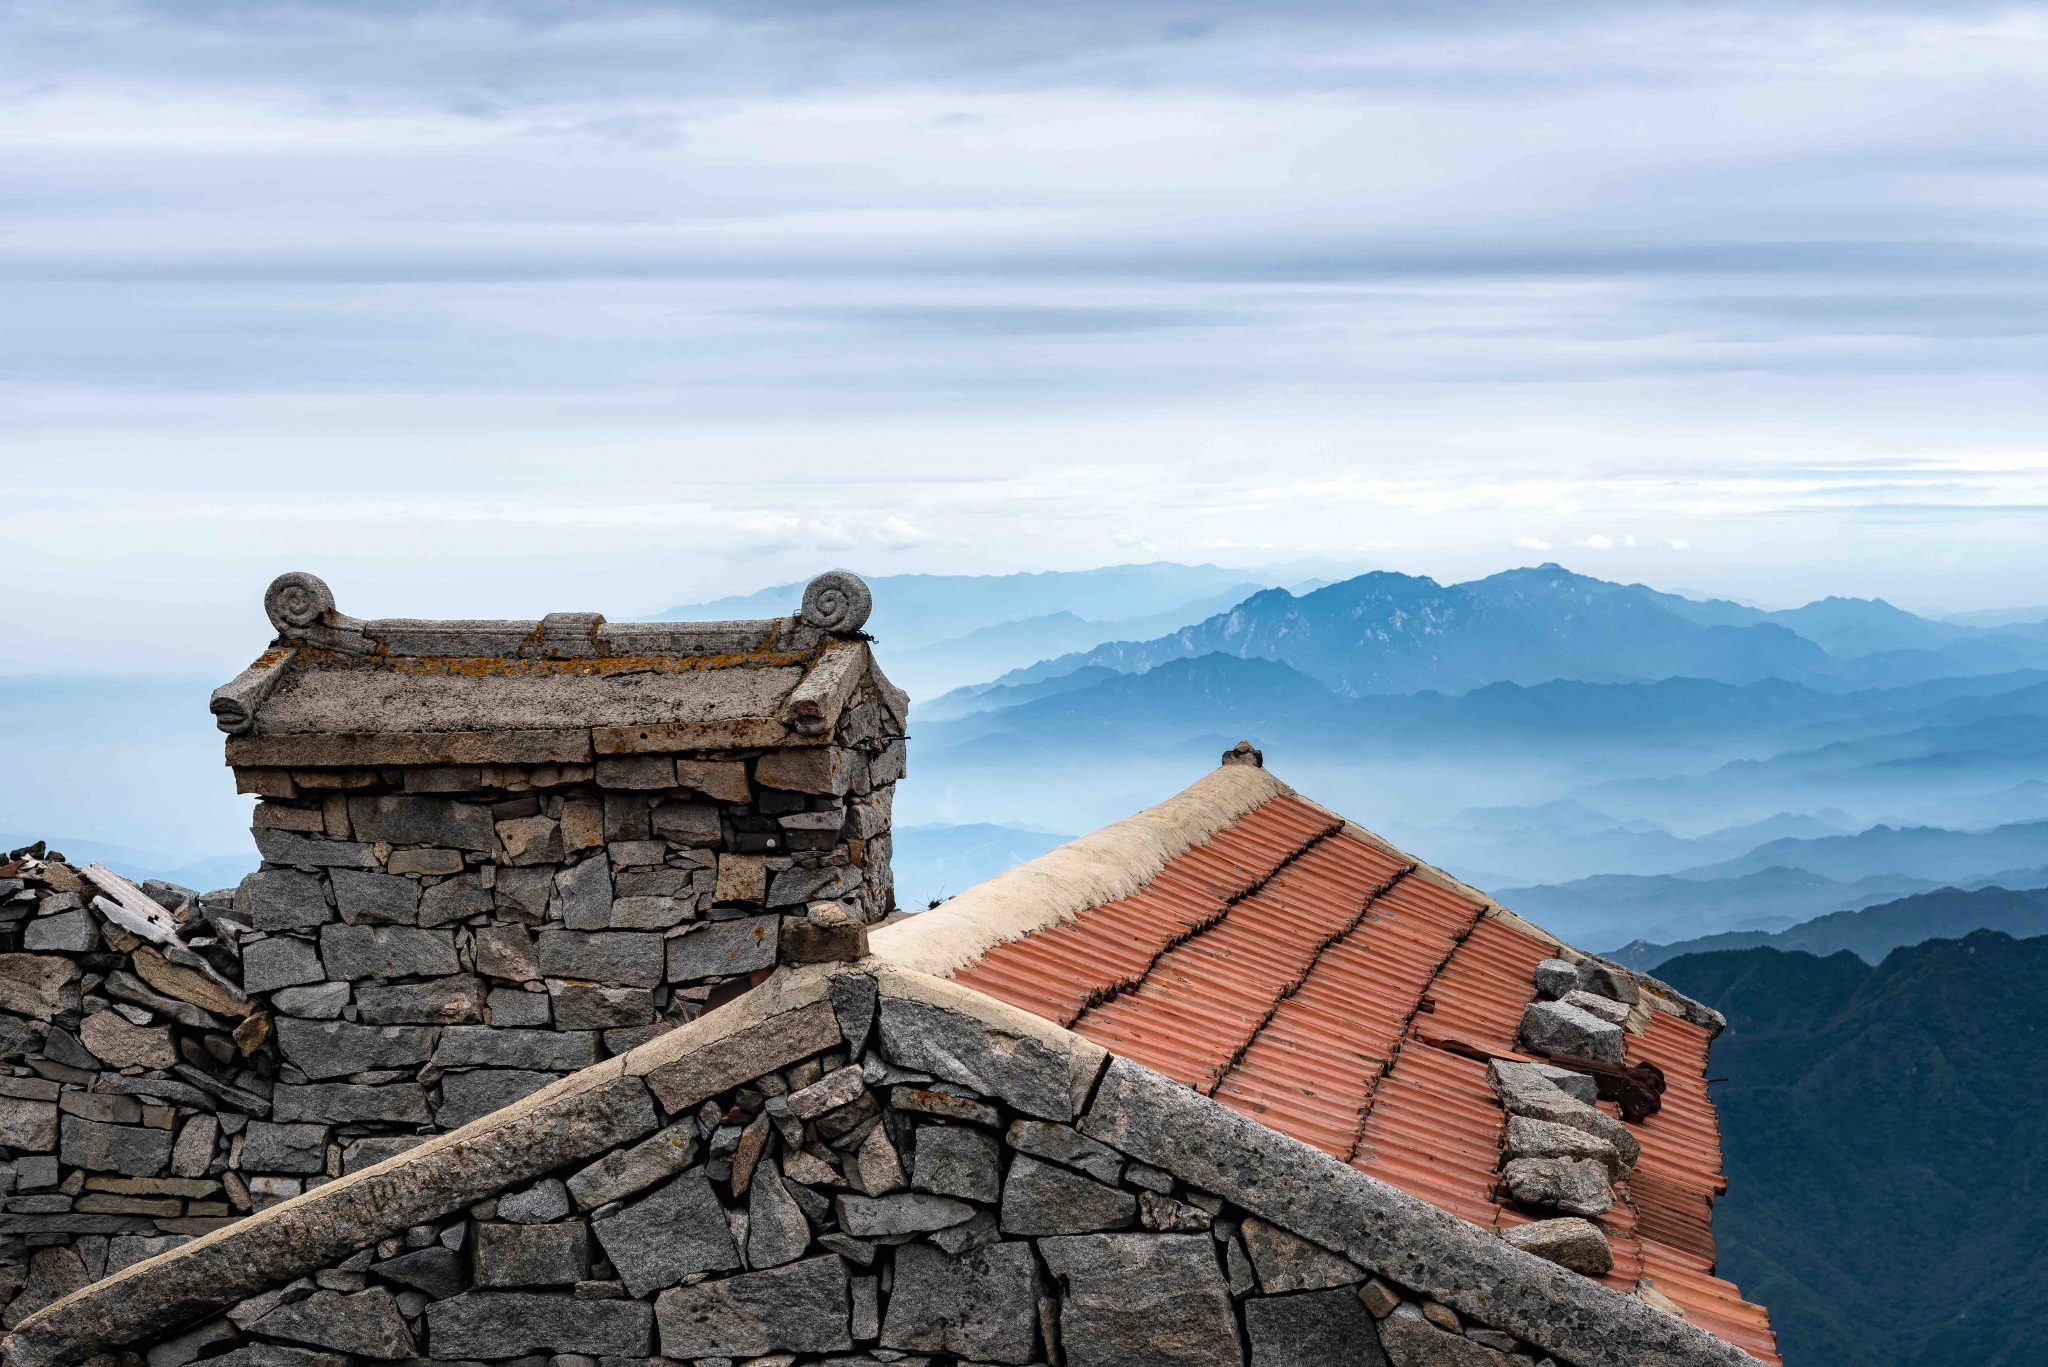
[764, 864, 857, 908]
[1245, 1287, 1388, 1366]
[1006, 1118, 1124, 1185]
[592, 1167, 740, 1297]
[238, 1122, 329, 1175]
[674, 758, 750, 802]
[1001, 1154, 1135, 1235]
[1532, 958, 1578, 1000]
[638, 997, 842, 1114]
[24, 911, 97, 953]
[1502, 1217, 1613, 1275]
[331, 870, 422, 925]
[547, 981, 653, 1030]
[1504, 1116, 1625, 1178]
[318, 925, 459, 981]
[417, 874, 491, 928]
[666, 915, 778, 981]
[4, 1247, 89, 1330]
[78, 1010, 176, 1070]
[492, 865, 553, 923]
[60, 1116, 172, 1176]
[432, 1026, 598, 1072]
[607, 895, 690, 930]
[474, 1220, 591, 1286]
[846, 1117, 907, 1195]
[654, 1254, 851, 1359]
[199, 1347, 347, 1367]
[567, 1122, 699, 1209]
[1486, 1061, 1638, 1169]
[1039, 1233, 1242, 1367]
[427, 1291, 654, 1358]
[346, 795, 494, 851]
[140, 1315, 234, 1367]
[1518, 999, 1625, 1066]
[1532, 1063, 1600, 1105]
[745, 1162, 812, 1268]
[499, 1177, 572, 1224]
[713, 853, 768, 905]
[273, 1082, 432, 1125]
[881, 1241, 1041, 1364]
[787, 1064, 865, 1120]
[650, 800, 720, 845]
[497, 815, 564, 866]
[537, 930, 664, 988]
[756, 747, 850, 796]
[835, 1191, 975, 1237]
[1376, 1303, 1515, 1366]
[436, 1069, 557, 1128]
[386, 847, 463, 876]
[251, 830, 378, 869]
[553, 857, 613, 930]
[471, 924, 538, 983]
[356, 975, 485, 1026]
[276, 1019, 436, 1080]
[877, 992, 1099, 1121]
[0, 954, 78, 1019]
[0, 1097, 59, 1152]
[242, 936, 327, 993]
[1575, 959, 1641, 1006]
[1562, 989, 1631, 1027]
[253, 1287, 416, 1359]
[270, 981, 349, 1019]
[370, 1246, 466, 1299]
[1241, 1218, 1361, 1293]
[1500, 1158, 1613, 1218]
[891, 1086, 1000, 1127]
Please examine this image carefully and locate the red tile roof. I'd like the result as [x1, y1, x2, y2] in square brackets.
[948, 788, 1780, 1364]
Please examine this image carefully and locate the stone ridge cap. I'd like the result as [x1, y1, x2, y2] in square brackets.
[0, 968, 839, 1367]
[866, 761, 1294, 978]
[1289, 793, 1727, 1035]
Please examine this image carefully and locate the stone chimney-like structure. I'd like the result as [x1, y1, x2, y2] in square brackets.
[204, 569, 905, 1141]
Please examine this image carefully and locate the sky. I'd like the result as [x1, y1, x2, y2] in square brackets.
[7, 0, 2048, 676]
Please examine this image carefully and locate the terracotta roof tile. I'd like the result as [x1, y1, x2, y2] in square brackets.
[942, 783, 1778, 1363]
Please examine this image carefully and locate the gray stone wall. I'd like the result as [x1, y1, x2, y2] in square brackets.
[14, 969, 1563, 1367]
[0, 683, 903, 1330]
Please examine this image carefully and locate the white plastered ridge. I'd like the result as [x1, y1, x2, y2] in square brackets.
[868, 761, 1292, 978]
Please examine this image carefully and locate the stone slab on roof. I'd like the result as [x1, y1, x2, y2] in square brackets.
[208, 571, 906, 765]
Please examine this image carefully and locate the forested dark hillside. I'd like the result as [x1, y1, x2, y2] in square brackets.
[1661, 933, 2048, 1367]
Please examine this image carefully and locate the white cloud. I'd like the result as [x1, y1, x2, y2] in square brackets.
[1575, 534, 1616, 550]
[1668, 538, 1693, 551]
[1513, 536, 1553, 551]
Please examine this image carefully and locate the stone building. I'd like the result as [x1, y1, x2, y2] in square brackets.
[0, 573, 1778, 1367]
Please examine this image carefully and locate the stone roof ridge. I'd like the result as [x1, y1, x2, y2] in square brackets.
[206, 570, 905, 758]
[248, 567, 871, 659]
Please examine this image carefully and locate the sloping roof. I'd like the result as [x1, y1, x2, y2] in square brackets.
[207, 570, 905, 765]
[871, 759, 1781, 1364]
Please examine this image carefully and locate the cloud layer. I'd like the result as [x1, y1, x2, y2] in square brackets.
[6, 0, 2048, 669]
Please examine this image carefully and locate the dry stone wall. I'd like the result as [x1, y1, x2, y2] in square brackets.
[3, 965, 1658, 1367]
[0, 681, 903, 1330]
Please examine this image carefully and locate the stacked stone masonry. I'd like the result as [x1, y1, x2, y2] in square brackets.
[0, 572, 907, 1330]
[1, 965, 1732, 1367]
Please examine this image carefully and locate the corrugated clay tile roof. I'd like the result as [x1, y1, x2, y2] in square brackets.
[947, 786, 1780, 1364]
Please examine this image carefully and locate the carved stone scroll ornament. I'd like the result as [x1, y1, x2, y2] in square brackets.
[264, 571, 336, 636]
[799, 571, 873, 635]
